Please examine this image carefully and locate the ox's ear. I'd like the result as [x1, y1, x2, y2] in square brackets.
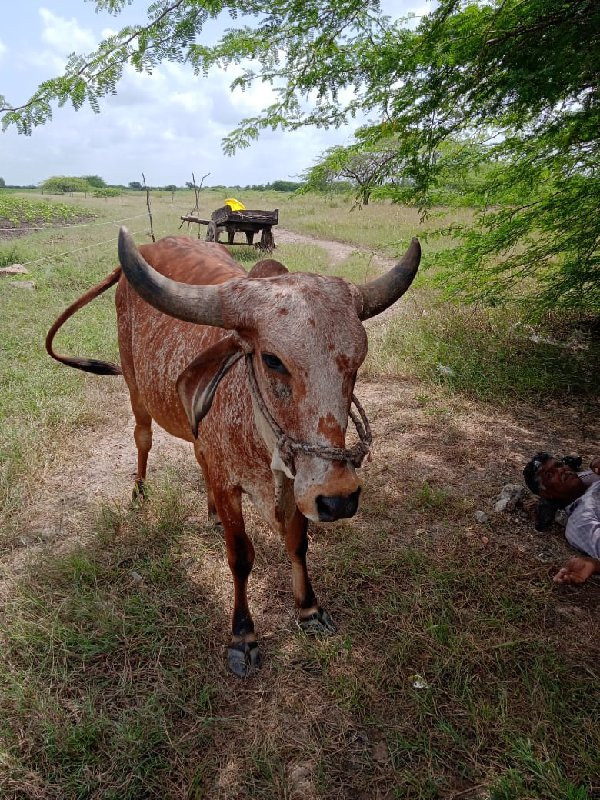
[176, 334, 243, 437]
[247, 259, 289, 278]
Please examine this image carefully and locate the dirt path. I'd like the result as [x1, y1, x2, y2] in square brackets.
[277, 226, 416, 329]
[276, 226, 396, 271]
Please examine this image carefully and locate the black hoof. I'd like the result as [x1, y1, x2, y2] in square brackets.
[298, 607, 337, 636]
[227, 641, 262, 677]
[208, 510, 222, 527]
[132, 480, 148, 503]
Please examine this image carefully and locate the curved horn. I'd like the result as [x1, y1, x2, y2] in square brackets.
[118, 227, 227, 327]
[357, 237, 421, 320]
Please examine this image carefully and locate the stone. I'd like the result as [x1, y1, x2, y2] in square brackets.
[474, 510, 488, 523]
[372, 741, 389, 763]
[0, 264, 28, 276]
[494, 483, 526, 513]
[9, 280, 36, 290]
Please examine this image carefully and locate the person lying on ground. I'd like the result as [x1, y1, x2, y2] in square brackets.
[523, 453, 600, 585]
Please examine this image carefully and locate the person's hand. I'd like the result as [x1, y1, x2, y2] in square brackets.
[553, 556, 599, 584]
[590, 457, 600, 475]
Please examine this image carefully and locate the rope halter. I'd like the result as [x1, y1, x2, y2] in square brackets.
[244, 352, 372, 477]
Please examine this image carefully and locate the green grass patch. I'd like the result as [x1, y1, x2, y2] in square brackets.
[364, 298, 599, 402]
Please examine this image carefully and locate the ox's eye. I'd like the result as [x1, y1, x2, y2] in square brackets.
[261, 352, 289, 375]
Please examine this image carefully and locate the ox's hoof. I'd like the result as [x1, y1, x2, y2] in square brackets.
[298, 607, 337, 636]
[132, 480, 148, 503]
[227, 640, 262, 678]
[208, 509, 222, 528]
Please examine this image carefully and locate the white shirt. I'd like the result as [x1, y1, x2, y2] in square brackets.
[565, 478, 600, 559]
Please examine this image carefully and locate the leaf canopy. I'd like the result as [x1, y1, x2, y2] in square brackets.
[1, 0, 598, 312]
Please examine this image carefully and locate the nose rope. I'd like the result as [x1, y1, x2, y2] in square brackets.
[244, 353, 372, 476]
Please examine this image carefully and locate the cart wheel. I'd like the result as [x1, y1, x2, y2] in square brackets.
[206, 221, 217, 242]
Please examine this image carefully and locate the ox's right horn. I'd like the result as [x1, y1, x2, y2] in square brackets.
[118, 227, 227, 327]
[357, 237, 421, 320]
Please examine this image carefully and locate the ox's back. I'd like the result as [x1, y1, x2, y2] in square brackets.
[138, 236, 246, 286]
[116, 237, 247, 440]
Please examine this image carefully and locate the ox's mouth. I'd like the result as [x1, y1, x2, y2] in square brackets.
[315, 488, 361, 522]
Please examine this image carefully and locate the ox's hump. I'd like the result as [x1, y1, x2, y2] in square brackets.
[248, 259, 289, 279]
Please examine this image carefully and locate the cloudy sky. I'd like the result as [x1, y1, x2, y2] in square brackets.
[0, 1, 428, 187]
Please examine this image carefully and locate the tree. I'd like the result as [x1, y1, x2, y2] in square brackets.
[83, 174, 106, 188]
[0, 177, 5, 188]
[304, 139, 404, 205]
[128, 181, 144, 191]
[1, 0, 598, 312]
[41, 176, 90, 194]
[269, 180, 304, 192]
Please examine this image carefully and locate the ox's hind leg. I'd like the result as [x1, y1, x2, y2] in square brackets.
[285, 511, 336, 636]
[129, 387, 153, 501]
[214, 486, 261, 677]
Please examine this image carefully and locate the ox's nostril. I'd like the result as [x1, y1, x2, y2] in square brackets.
[316, 488, 361, 522]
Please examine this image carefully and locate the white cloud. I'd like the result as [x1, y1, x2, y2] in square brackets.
[39, 7, 96, 56]
[2, 2, 428, 187]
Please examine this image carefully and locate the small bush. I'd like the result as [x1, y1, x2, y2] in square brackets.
[93, 187, 123, 198]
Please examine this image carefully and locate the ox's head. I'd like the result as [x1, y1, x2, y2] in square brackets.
[118, 228, 420, 522]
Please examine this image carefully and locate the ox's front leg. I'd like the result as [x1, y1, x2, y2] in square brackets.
[216, 487, 261, 677]
[285, 511, 337, 636]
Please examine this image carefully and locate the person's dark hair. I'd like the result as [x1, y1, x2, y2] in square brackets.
[562, 455, 582, 472]
[524, 451, 583, 531]
[523, 451, 553, 495]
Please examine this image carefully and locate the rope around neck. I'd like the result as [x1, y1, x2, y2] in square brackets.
[244, 353, 372, 477]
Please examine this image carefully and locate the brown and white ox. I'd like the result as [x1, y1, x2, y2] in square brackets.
[47, 227, 420, 676]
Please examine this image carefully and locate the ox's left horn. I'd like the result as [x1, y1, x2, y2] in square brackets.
[118, 227, 226, 327]
[357, 237, 421, 320]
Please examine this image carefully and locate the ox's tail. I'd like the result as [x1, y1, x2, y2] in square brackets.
[45, 268, 123, 375]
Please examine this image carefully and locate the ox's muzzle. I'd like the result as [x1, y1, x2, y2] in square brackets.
[316, 488, 361, 522]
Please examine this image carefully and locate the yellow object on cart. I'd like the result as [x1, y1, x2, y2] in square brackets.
[224, 197, 246, 211]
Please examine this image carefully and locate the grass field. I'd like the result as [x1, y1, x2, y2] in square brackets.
[0, 189, 599, 799]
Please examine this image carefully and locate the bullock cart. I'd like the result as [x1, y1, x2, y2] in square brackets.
[180, 206, 278, 251]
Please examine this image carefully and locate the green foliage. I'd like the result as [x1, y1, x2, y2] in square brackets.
[2, 0, 595, 314]
[93, 186, 123, 197]
[0, 177, 5, 188]
[128, 181, 144, 191]
[41, 175, 91, 194]
[304, 137, 405, 205]
[83, 174, 106, 188]
[0, 193, 87, 224]
[269, 179, 303, 192]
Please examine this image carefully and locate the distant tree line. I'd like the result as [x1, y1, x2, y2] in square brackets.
[2, 176, 307, 193]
